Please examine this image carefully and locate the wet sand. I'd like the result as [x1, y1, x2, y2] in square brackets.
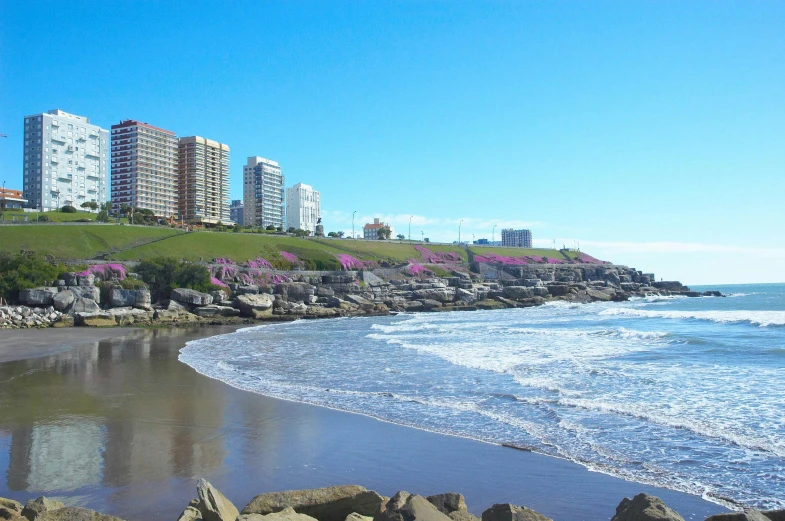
[0, 326, 728, 521]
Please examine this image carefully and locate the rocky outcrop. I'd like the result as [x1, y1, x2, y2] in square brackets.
[274, 283, 316, 303]
[197, 479, 239, 521]
[0, 306, 64, 329]
[21, 497, 66, 520]
[239, 507, 320, 521]
[481, 504, 552, 521]
[611, 494, 684, 521]
[426, 494, 466, 515]
[19, 288, 58, 307]
[704, 511, 772, 521]
[52, 290, 75, 312]
[193, 305, 241, 318]
[36, 506, 125, 520]
[242, 486, 385, 521]
[502, 287, 534, 300]
[235, 294, 274, 318]
[108, 288, 151, 309]
[171, 288, 213, 307]
[376, 494, 451, 521]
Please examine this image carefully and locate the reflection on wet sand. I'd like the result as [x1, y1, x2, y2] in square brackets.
[1, 328, 234, 501]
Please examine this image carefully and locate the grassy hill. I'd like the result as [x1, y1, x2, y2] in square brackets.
[0, 225, 183, 259]
[1, 209, 106, 223]
[0, 224, 593, 266]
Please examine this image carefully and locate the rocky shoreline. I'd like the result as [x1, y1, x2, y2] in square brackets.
[1, 480, 781, 521]
[0, 262, 722, 330]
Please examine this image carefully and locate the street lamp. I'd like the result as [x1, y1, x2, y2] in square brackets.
[409, 215, 413, 242]
[458, 219, 463, 244]
[421, 231, 424, 242]
[1, 180, 5, 222]
[352, 210, 356, 239]
[492, 224, 497, 245]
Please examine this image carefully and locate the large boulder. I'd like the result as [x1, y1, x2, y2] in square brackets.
[19, 288, 58, 307]
[235, 294, 274, 318]
[107, 308, 154, 326]
[21, 497, 66, 520]
[455, 289, 476, 305]
[449, 513, 480, 521]
[704, 511, 772, 521]
[426, 494, 466, 515]
[242, 486, 385, 521]
[75, 312, 116, 327]
[70, 298, 100, 315]
[36, 506, 125, 520]
[586, 288, 613, 302]
[502, 287, 534, 300]
[239, 507, 319, 521]
[68, 286, 101, 303]
[546, 285, 569, 297]
[197, 479, 239, 521]
[171, 288, 213, 307]
[412, 288, 455, 303]
[193, 305, 241, 318]
[52, 290, 75, 312]
[0, 498, 22, 514]
[109, 288, 151, 309]
[377, 494, 451, 521]
[274, 283, 316, 303]
[176, 506, 202, 521]
[611, 494, 684, 521]
[481, 503, 552, 521]
[763, 511, 785, 521]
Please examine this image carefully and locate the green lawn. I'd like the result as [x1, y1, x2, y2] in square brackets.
[468, 246, 572, 261]
[0, 225, 183, 259]
[1, 209, 104, 223]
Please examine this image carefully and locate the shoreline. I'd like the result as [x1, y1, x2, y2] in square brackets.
[0, 322, 734, 520]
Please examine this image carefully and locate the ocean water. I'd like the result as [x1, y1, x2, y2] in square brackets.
[179, 283, 785, 510]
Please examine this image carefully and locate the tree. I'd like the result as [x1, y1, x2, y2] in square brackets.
[327, 231, 338, 237]
[61, 205, 77, 213]
[293, 228, 311, 237]
[80, 201, 99, 211]
[266, 225, 276, 231]
[396, 234, 405, 240]
[377, 226, 392, 240]
[136, 257, 214, 301]
[287, 227, 296, 233]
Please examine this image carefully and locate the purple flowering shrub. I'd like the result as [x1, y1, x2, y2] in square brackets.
[414, 245, 462, 264]
[214, 257, 235, 265]
[280, 251, 299, 263]
[77, 263, 127, 281]
[246, 257, 273, 269]
[405, 263, 433, 277]
[335, 254, 378, 270]
[576, 252, 607, 264]
[210, 276, 228, 288]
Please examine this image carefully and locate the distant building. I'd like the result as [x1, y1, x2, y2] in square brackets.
[286, 183, 320, 234]
[23, 109, 109, 211]
[178, 136, 231, 225]
[111, 120, 179, 218]
[363, 218, 394, 240]
[474, 238, 490, 245]
[230, 200, 244, 226]
[0, 188, 27, 211]
[243, 156, 284, 229]
[501, 228, 532, 248]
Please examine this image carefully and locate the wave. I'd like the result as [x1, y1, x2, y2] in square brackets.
[599, 308, 785, 327]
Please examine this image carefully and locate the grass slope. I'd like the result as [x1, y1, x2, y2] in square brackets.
[468, 246, 575, 260]
[0, 225, 183, 259]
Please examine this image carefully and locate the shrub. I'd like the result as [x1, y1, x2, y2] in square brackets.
[0, 253, 66, 302]
[136, 256, 216, 301]
[61, 205, 77, 213]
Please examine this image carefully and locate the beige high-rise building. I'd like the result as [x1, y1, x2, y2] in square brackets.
[111, 120, 179, 218]
[178, 136, 231, 225]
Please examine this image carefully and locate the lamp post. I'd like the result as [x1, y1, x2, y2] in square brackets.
[408, 215, 413, 242]
[1, 180, 5, 222]
[421, 231, 424, 242]
[352, 210, 356, 239]
[458, 219, 463, 244]
[492, 224, 497, 245]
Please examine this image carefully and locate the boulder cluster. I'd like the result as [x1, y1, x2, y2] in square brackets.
[1, 261, 722, 329]
[2, 484, 784, 521]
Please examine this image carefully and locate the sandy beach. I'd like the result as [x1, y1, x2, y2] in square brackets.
[0, 325, 728, 521]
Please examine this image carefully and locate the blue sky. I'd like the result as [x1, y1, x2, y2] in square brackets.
[1, 1, 783, 284]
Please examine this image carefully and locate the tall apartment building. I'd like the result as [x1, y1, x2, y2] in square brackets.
[243, 156, 284, 229]
[111, 120, 178, 218]
[230, 200, 244, 226]
[178, 136, 231, 225]
[286, 183, 320, 234]
[501, 228, 533, 248]
[22, 109, 109, 211]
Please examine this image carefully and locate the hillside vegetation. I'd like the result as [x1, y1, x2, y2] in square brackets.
[0, 224, 593, 266]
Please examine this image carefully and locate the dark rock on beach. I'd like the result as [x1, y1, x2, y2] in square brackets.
[242, 485, 385, 521]
[481, 503, 552, 521]
[611, 494, 685, 521]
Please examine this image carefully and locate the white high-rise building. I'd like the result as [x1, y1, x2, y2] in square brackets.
[22, 110, 110, 211]
[243, 156, 284, 229]
[286, 183, 320, 234]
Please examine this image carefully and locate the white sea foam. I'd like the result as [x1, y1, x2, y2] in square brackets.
[599, 308, 785, 327]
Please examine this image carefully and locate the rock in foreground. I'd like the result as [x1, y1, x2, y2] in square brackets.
[242, 485, 385, 521]
[612, 494, 685, 521]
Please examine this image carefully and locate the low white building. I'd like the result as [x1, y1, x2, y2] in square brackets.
[286, 183, 320, 234]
